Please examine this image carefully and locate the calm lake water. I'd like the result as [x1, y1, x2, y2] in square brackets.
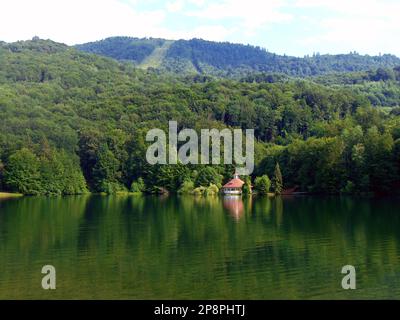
[0, 195, 400, 299]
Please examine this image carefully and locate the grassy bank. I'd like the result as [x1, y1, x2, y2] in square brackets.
[0, 192, 24, 199]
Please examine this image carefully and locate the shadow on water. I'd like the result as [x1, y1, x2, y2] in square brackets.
[0, 194, 400, 299]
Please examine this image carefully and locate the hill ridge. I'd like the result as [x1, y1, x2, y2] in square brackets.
[75, 36, 400, 78]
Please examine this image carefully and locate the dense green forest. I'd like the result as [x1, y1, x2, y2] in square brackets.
[242, 67, 400, 108]
[76, 37, 400, 78]
[1, 38, 400, 196]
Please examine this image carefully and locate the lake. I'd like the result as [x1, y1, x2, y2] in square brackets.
[0, 195, 399, 299]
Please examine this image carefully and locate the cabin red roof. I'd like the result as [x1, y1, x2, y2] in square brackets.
[222, 178, 245, 189]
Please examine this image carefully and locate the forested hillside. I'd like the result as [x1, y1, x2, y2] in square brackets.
[76, 37, 400, 78]
[242, 67, 400, 108]
[1, 39, 400, 196]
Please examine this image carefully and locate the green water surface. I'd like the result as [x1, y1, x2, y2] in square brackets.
[0, 195, 399, 299]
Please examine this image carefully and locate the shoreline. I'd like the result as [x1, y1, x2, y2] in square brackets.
[0, 192, 24, 199]
[0, 191, 394, 199]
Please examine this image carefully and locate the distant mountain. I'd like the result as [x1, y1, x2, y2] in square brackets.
[76, 37, 400, 78]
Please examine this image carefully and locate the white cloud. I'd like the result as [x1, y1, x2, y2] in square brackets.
[186, 0, 292, 33]
[166, 0, 185, 13]
[0, 0, 235, 44]
[0, 0, 167, 44]
[188, 0, 206, 7]
[184, 25, 235, 41]
[147, 24, 235, 42]
[295, 0, 400, 17]
[294, 0, 400, 55]
[301, 16, 400, 55]
[0, 0, 399, 56]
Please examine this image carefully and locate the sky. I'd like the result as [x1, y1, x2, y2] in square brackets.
[0, 0, 399, 57]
